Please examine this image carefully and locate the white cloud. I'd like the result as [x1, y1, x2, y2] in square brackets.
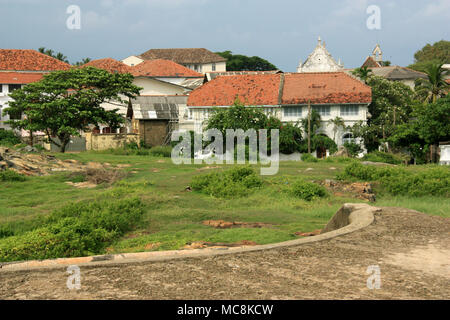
[422, 0, 450, 18]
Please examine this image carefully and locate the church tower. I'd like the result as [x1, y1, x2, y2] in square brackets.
[297, 36, 343, 73]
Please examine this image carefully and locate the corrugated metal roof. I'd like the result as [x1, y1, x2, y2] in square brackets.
[132, 96, 187, 120]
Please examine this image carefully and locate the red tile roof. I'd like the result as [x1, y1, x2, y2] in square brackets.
[0, 72, 44, 84]
[282, 72, 372, 104]
[188, 72, 371, 107]
[0, 49, 71, 71]
[83, 58, 133, 74]
[188, 74, 281, 106]
[132, 59, 203, 78]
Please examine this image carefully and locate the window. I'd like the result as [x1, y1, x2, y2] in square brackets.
[342, 133, 355, 145]
[8, 84, 21, 93]
[212, 63, 216, 72]
[313, 105, 330, 116]
[283, 107, 302, 118]
[187, 109, 193, 120]
[340, 105, 359, 116]
[0, 85, 3, 93]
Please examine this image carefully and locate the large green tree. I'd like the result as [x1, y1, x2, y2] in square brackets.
[414, 63, 449, 103]
[5, 67, 141, 152]
[216, 51, 278, 71]
[408, 40, 450, 72]
[355, 76, 416, 151]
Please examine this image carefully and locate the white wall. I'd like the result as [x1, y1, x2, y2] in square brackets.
[133, 77, 188, 96]
[121, 55, 144, 67]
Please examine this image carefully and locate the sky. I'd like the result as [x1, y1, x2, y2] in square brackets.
[0, 0, 449, 71]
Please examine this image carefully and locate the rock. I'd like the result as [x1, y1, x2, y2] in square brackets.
[333, 146, 350, 157]
[87, 161, 103, 169]
[295, 229, 322, 237]
[185, 186, 192, 192]
[18, 145, 39, 153]
[305, 168, 314, 172]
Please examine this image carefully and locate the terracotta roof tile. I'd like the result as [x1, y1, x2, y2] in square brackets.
[188, 72, 372, 107]
[0, 72, 44, 84]
[0, 49, 71, 71]
[140, 48, 226, 64]
[83, 58, 133, 74]
[132, 59, 203, 78]
[188, 74, 281, 106]
[282, 72, 372, 104]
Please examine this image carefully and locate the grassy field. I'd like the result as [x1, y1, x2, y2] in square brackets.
[0, 151, 448, 258]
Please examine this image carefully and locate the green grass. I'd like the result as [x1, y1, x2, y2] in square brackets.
[0, 150, 448, 261]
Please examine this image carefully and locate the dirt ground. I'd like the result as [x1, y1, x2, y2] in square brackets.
[0, 207, 449, 300]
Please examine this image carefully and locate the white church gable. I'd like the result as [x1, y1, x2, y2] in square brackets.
[297, 37, 343, 73]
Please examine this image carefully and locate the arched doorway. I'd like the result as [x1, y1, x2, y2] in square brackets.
[315, 133, 330, 159]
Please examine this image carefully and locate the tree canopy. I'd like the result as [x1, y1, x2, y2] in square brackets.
[4, 67, 142, 152]
[408, 40, 450, 72]
[216, 51, 278, 71]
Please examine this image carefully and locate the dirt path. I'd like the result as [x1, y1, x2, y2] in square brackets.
[1, 207, 449, 300]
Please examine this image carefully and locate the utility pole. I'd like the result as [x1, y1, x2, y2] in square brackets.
[307, 100, 311, 154]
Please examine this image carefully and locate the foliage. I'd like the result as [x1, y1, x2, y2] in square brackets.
[0, 198, 145, 262]
[362, 151, 405, 165]
[0, 170, 27, 182]
[38, 47, 69, 63]
[356, 76, 416, 151]
[408, 40, 450, 72]
[311, 135, 337, 154]
[301, 153, 318, 162]
[0, 130, 21, 146]
[414, 63, 449, 103]
[344, 142, 362, 158]
[289, 179, 328, 201]
[206, 99, 303, 154]
[5, 67, 141, 152]
[414, 96, 450, 145]
[328, 116, 345, 142]
[336, 162, 450, 197]
[149, 146, 172, 158]
[216, 51, 277, 71]
[351, 66, 372, 82]
[191, 166, 263, 198]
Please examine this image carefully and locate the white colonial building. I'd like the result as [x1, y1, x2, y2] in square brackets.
[297, 37, 344, 73]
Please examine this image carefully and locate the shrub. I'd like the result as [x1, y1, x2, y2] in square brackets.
[290, 180, 327, 201]
[149, 145, 172, 158]
[301, 153, 318, 162]
[0, 169, 27, 182]
[362, 151, 405, 165]
[0, 130, 21, 146]
[0, 198, 145, 262]
[344, 142, 363, 158]
[191, 166, 262, 198]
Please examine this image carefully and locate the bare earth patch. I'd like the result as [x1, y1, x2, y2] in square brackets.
[1, 207, 449, 299]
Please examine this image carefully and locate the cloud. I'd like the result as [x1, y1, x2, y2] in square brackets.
[422, 0, 450, 18]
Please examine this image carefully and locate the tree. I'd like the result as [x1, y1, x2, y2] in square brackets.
[414, 63, 449, 103]
[216, 51, 278, 71]
[5, 67, 142, 152]
[38, 47, 69, 64]
[301, 109, 321, 136]
[414, 96, 450, 145]
[74, 58, 92, 67]
[328, 116, 346, 143]
[408, 40, 450, 72]
[351, 66, 372, 83]
[362, 75, 416, 151]
[205, 99, 303, 154]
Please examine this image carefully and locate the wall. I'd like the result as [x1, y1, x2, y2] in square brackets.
[85, 132, 140, 151]
[122, 55, 144, 67]
[133, 77, 187, 96]
[138, 119, 168, 146]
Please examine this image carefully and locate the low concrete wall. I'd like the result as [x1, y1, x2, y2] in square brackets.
[0, 203, 379, 272]
[85, 132, 140, 151]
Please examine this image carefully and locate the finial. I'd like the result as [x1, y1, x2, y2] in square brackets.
[318, 36, 321, 44]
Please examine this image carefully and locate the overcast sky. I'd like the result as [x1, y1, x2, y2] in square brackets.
[1, 0, 449, 71]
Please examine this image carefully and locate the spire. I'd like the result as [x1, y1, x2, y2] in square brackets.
[318, 36, 322, 45]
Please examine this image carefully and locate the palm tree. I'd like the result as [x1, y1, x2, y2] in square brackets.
[352, 66, 372, 83]
[415, 63, 449, 103]
[328, 116, 345, 143]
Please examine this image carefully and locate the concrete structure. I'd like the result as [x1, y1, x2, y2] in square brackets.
[439, 143, 450, 165]
[122, 48, 227, 74]
[297, 37, 344, 73]
[85, 132, 140, 151]
[184, 72, 371, 155]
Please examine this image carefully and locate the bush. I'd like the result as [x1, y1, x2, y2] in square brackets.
[344, 142, 362, 158]
[191, 166, 262, 198]
[0, 169, 27, 182]
[336, 163, 450, 197]
[0, 130, 21, 146]
[362, 151, 405, 165]
[149, 145, 172, 158]
[0, 198, 145, 262]
[301, 153, 318, 162]
[290, 179, 327, 201]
